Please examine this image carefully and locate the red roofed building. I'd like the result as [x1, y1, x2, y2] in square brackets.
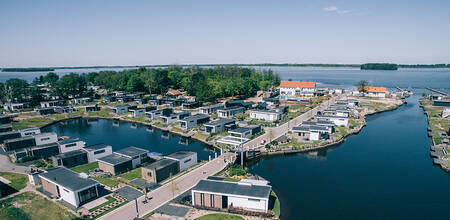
[359, 86, 387, 98]
[279, 81, 316, 100]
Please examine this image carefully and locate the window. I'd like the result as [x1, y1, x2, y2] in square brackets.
[66, 143, 77, 148]
[210, 194, 214, 207]
[63, 188, 69, 193]
[94, 149, 105, 155]
[183, 158, 192, 163]
[41, 137, 50, 141]
[147, 172, 152, 177]
[200, 193, 205, 206]
[248, 198, 260, 202]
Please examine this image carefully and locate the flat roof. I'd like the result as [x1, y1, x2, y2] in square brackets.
[4, 135, 34, 143]
[84, 143, 110, 151]
[115, 146, 149, 157]
[165, 151, 196, 160]
[39, 167, 98, 191]
[0, 123, 12, 129]
[58, 138, 81, 145]
[53, 149, 87, 159]
[200, 104, 223, 109]
[34, 132, 56, 138]
[204, 118, 235, 126]
[179, 114, 209, 121]
[143, 158, 177, 170]
[0, 114, 14, 119]
[97, 153, 131, 166]
[229, 127, 251, 134]
[192, 179, 271, 199]
[218, 106, 244, 112]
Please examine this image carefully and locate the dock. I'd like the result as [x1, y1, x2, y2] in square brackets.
[426, 87, 448, 96]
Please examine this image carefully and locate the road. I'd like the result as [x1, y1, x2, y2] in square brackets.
[243, 95, 341, 149]
[100, 153, 231, 220]
[0, 153, 28, 174]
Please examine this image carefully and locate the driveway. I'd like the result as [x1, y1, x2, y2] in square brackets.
[100, 153, 230, 220]
[0, 153, 28, 174]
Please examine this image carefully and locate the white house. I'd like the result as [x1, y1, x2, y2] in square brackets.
[20, 127, 41, 137]
[57, 139, 85, 154]
[279, 81, 316, 100]
[111, 106, 129, 114]
[39, 168, 99, 208]
[83, 143, 113, 163]
[217, 107, 245, 118]
[191, 179, 272, 213]
[34, 132, 58, 146]
[40, 100, 64, 108]
[315, 115, 349, 127]
[165, 151, 197, 171]
[3, 103, 26, 111]
[249, 109, 283, 122]
[360, 86, 387, 98]
[129, 108, 146, 117]
[114, 146, 149, 169]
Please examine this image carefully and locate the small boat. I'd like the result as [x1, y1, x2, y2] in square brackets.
[403, 100, 407, 104]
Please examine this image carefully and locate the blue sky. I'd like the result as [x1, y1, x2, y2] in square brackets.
[1, 0, 449, 67]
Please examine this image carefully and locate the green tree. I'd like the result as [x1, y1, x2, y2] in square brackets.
[356, 80, 369, 94]
[126, 74, 144, 92]
[43, 72, 59, 85]
[57, 73, 86, 99]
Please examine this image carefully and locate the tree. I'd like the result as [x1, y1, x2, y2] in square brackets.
[57, 73, 86, 99]
[43, 72, 59, 85]
[5, 78, 29, 102]
[356, 80, 369, 94]
[126, 74, 144, 92]
[169, 173, 179, 199]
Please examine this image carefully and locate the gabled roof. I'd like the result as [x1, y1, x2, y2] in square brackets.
[360, 86, 386, 93]
[280, 81, 316, 88]
[39, 167, 98, 191]
[192, 179, 271, 199]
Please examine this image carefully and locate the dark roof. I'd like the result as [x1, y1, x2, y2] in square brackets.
[204, 118, 235, 126]
[180, 114, 210, 121]
[97, 153, 131, 166]
[0, 123, 12, 129]
[115, 146, 149, 157]
[57, 139, 81, 145]
[143, 158, 178, 170]
[165, 151, 196, 160]
[4, 136, 34, 143]
[39, 167, 98, 191]
[192, 179, 271, 199]
[219, 106, 244, 112]
[34, 132, 56, 138]
[53, 149, 87, 159]
[84, 143, 111, 151]
[229, 127, 251, 134]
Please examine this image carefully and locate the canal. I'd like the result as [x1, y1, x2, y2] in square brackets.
[42, 93, 450, 219]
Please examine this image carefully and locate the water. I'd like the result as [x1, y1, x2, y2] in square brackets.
[248, 93, 450, 219]
[41, 119, 217, 161]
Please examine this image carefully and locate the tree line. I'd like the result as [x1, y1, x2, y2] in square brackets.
[0, 66, 280, 105]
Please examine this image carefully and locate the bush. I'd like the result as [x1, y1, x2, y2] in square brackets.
[229, 164, 246, 176]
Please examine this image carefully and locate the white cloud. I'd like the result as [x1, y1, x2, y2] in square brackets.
[323, 6, 338, 12]
[322, 6, 351, 14]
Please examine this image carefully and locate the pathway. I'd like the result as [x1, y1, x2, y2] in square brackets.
[100, 153, 231, 220]
[0, 153, 28, 174]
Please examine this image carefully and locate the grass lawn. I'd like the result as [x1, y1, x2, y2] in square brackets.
[192, 131, 209, 141]
[0, 192, 80, 220]
[87, 108, 112, 118]
[119, 168, 142, 180]
[70, 162, 98, 173]
[92, 176, 120, 188]
[196, 213, 244, 220]
[271, 191, 280, 218]
[12, 117, 55, 130]
[337, 126, 348, 136]
[0, 172, 28, 191]
[88, 196, 116, 212]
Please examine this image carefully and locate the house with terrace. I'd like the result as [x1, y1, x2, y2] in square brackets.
[249, 108, 284, 122]
[112, 105, 129, 114]
[69, 97, 92, 105]
[179, 114, 210, 130]
[320, 109, 350, 117]
[182, 102, 201, 110]
[52, 149, 89, 168]
[145, 108, 173, 120]
[360, 86, 387, 98]
[40, 100, 64, 108]
[191, 178, 272, 213]
[315, 115, 349, 127]
[114, 146, 149, 169]
[97, 153, 133, 175]
[83, 143, 113, 163]
[54, 106, 76, 114]
[160, 112, 190, 125]
[200, 104, 224, 114]
[292, 124, 332, 141]
[225, 100, 254, 109]
[36, 107, 56, 115]
[20, 127, 41, 137]
[39, 167, 99, 208]
[279, 81, 316, 101]
[141, 158, 180, 183]
[204, 118, 236, 133]
[165, 151, 198, 171]
[57, 139, 85, 154]
[3, 103, 28, 111]
[129, 108, 146, 117]
[217, 107, 245, 118]
[85, 104, 100, 112]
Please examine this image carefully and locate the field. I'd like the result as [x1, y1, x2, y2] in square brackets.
[70, 162, 99, 173]
[196, 213, 244, 220]
[0, 192, 80, 220]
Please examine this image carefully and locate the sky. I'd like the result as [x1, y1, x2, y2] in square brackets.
[1, 0, 450, 67]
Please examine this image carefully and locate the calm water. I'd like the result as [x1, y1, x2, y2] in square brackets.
[42, 119, 217, 161]
[248, 93, 450, 219]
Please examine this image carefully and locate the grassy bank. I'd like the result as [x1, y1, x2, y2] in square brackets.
[0, 192, 80, 220]
[196, 213, 244, 220]
[0, 172, 28, 191]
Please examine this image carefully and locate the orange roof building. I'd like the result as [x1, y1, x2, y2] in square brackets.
[360, 86, 386, 93]
[280, 81, 316, 88]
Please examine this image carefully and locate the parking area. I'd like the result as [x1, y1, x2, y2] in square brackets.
[114, 186, 143, 201]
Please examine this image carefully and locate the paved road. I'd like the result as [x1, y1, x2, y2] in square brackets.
[0, 154, 28, 174]
[100, 154, 231, 220]
[243, 95, 341, 149]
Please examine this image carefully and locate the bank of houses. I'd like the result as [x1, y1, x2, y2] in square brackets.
[279, 81, 316, 101]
